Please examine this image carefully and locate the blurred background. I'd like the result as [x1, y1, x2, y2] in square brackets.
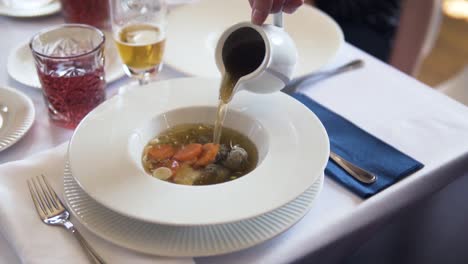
[419, 0, 468, 87]
[308, 0, 468, 106]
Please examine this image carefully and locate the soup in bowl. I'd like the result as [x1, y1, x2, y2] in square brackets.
[129, 106, 269, 186]
[142, 124, 258, 185]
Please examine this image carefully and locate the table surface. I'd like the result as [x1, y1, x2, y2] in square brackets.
[1, 11, 468, 264]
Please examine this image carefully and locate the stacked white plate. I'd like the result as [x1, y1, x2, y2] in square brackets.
[64, 165, 324, 256]
[64, 78, 330, 257]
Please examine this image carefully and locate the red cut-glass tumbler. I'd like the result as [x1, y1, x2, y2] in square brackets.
[30, 24, 106, 129]
[60, 0, 110, 29]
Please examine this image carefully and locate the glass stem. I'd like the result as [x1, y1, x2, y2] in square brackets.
[137, 70, 152, 86]
[138, 74, 150, 86]
[138, 77, 149, 86]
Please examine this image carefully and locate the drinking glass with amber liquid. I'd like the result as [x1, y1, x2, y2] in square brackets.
[109, 0, 167, 85]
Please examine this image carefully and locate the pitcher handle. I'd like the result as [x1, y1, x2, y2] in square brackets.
[273, 12, 283, 28]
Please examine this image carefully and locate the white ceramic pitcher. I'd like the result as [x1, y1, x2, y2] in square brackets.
[215, 13, 298, 95]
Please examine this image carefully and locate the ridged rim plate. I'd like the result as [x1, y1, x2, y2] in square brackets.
[64, 163, 323, 257]
[0, 86, 35, 152]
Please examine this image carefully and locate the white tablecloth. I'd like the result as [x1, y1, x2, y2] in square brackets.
[0, 143, 193, 264]
[1, 11, 468, 264]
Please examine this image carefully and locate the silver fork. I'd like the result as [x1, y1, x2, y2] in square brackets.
[27, 175, 106, 264]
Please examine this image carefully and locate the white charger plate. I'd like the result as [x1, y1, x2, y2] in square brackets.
[0, 86, 35, 152]
[64, 163, 324, 257]
[68, 77, 329, 226]
[0, 0, 60, 17]
[7, 36, 126, 89]
[165, 0, 343, 78]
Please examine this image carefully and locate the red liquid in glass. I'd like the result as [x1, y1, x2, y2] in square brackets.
[60, 0, 110, 29]
[38, 67, 106, 129]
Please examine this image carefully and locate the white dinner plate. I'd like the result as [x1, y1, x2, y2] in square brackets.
[7, 35, 126, 89]
[0, 0, 60, 18]
[0, 86, 35, 152]
[68, 77, 329, 226]
[64, 163, 324, 257]
[165, 0, 343, 78]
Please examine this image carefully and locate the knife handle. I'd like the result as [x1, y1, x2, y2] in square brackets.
[329, 151, 377, 184]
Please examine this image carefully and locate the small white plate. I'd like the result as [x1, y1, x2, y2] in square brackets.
[68, 77, 329, 226]
[64, 164, 324, 257]
[7, 36, 126, 89]
[165, 0, 343, 78]
[0, 86, 35, 152]
[0, 0, 60, 18]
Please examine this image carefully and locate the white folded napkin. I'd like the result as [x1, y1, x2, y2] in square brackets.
[0, 143, 194, 264]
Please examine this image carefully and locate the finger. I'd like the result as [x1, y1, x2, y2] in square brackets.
[283, 0, 303, 13]
[251, 0, 273, 25]
[271, 0, 285, 13]
[248, 0, 254, 8]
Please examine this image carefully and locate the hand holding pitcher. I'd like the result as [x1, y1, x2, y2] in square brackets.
[249, 0, 304, 25]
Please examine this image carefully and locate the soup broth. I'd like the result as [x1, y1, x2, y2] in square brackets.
[142, 124, 258, 185]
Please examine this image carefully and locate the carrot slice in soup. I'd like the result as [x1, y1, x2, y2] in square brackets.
[147, 144, 175, 161]
[173, 143, 203, 161]
[195, 143, 220, 166]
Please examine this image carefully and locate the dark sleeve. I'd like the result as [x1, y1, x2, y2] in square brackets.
[315, 0, 400, 23]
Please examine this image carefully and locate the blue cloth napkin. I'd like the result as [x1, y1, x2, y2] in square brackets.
[291, 93, 424, 198]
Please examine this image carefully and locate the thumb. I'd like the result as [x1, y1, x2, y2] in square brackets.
[251, 0, 273, 25]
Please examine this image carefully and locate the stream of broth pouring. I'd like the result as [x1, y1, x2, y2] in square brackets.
[213, 73, 235, 144]
[213, 41, 265, 144]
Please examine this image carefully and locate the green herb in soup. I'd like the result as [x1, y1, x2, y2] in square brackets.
[142, 124, 258, 185]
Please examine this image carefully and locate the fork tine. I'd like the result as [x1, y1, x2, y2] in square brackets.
[38, 175, 58, 210]
[32, 176, 53, 215]
[41, 174, 64, 210]
[27, 179, 46, 218]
